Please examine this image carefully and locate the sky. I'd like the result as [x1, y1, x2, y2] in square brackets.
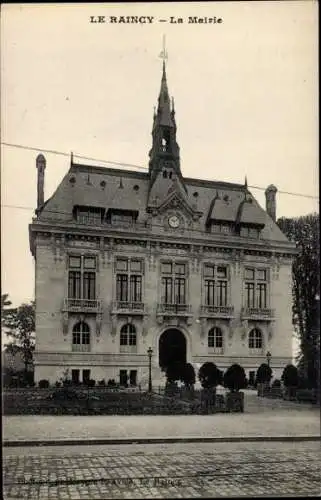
[1, 2, 318, 357]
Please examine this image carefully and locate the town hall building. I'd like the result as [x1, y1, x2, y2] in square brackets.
[29, 58, 296, 387]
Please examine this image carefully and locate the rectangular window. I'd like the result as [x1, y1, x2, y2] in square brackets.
[71, 369, 80, 384]
[205, 280, 215, 306]
[117, 275, 128, 302]
[245, 283, 255, 308]
[129, 370, 137, 386]
[115, 258, 144, 304]
[77, 207, 102, 225]
[161, 262, 172, 274]
[245, 268, 255, 280]
[82, 369, 90, 384]
[84, 257, 96, 270]
[174, 278, 186, 304]
[68, 271, 81, 299]
[119, 370, 128, 386]
[161, 277, 172, 304]
[175, 263, 185, 275]
[161, 261, 187, 305]
[116, 259, 128, 272]
[204, 264, 215, 278]
[244, 268, 269, 309]
[83, 272, 96, 300]
[69, 256, 81, 269]
[217, 281, 227, 306]
[130, 260, 142, 272]
[111, 214, 133, 226]
[217, 266, 227, 279]
[203, 264, 229, 307]
[130, 275, 142, 302]
[257, 283, 267, 308]
[68, 255, 97, 300]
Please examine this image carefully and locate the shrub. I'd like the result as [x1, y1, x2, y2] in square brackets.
[107, 379, 116, 387]
[198, 362, 223, 389]
[223, 364, 247, 392]
[38, 379, 50, 389]
[181, 363, 196, 388]
[98, 379, 106, 386]
[281, 364, 299, 388]
[88, 379, 96, 387]
[272, 379, 281, 388]
[256, 363, 273, 384]
[166, 362, 186, 384]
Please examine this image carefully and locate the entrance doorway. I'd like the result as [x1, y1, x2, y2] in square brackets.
[159, 329, 187, 371]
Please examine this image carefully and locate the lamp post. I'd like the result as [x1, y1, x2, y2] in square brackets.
[147, 347, 153, 393]
[266, 351, 272, 367]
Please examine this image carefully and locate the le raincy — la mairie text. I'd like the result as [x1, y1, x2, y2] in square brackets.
[89, 16, 223, 24]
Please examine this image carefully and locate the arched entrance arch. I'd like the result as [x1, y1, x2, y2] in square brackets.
[158, 328, 187, 370]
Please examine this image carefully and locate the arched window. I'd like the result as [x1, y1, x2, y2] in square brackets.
[208, 327, 223, 352]
[249, 328, 263, 349]
[163, 170, 167, 178]
[120, 323, 136, 346]
[72, 322, 90, 352]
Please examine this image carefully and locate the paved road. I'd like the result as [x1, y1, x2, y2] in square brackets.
[3, 441, 321, 498]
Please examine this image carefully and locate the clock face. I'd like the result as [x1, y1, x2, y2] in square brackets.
[168, 215, 180, 228]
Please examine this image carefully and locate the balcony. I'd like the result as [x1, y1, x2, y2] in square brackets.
[63, 298, 102, 313]
[72, 344, 91, 352]
[112, 301, 145, 315]
[241, 307, 275, 321]
[157, 303, 192, 316]
[200, 305, 234, 319]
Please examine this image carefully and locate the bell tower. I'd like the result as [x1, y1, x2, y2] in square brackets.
[148, 39, 184, 192]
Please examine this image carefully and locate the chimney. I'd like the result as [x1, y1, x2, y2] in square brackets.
[36, 154, 46, 209]
[265, 184, 277, 222]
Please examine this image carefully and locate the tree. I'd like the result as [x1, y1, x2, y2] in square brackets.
[277, 213, 320, 388]
[2, 301, 35, 377]
[256, 363, 273, 384]
[1, 294, 17, 326]
[223, 364, 247, 392]
[198, 362, 223, 389]
[281, 364, 299, 388]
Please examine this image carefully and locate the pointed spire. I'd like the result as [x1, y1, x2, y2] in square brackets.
[244, 175, 248, 189]
[70, 151, 74, 165]
[157, 35, 173, 127]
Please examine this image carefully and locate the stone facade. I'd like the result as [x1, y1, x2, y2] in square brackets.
[29, 61, 296, 386]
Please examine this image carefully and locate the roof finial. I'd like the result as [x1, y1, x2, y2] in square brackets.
[244, 175, 248, 189]
[159, 34, 168, 69]
[171, 97, 175, 112]
[71, 151, 74, 165]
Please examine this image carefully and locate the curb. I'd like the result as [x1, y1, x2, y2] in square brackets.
[3, 435, 320, 447]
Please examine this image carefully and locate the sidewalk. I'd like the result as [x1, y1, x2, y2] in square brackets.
[4, 410, 320, 446]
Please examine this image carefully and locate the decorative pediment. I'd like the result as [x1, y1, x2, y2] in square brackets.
[155, 191, 202, 220]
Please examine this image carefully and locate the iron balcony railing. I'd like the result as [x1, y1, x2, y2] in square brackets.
[241, 307, 275, 319]
[72, 344, 91, 352]
[200, 305, 234, 317]
[113, 301, 145, 312]
[63, 298, 102, 312]
[157, 303, 192, 315]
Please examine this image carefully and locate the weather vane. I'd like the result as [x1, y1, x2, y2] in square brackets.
[159, 34, 168, 62]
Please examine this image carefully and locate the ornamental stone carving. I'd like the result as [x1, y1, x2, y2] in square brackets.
[62, 312, 69, 335]
[241, 319, 248, 340]
[111, 314, 117, 337]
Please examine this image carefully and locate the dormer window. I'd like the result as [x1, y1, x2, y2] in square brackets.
[106, 208, 138, 227]
[74, 206, 104, 225]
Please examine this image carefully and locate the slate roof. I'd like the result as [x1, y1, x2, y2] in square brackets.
[36, 162, 289, 243]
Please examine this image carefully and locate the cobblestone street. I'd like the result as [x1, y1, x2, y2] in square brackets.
[3, 441, 321, 498]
